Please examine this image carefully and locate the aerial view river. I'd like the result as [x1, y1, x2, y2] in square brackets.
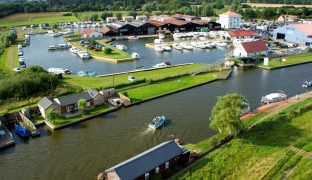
[23, 34, 227, 75]
[0, 62, 311, 179]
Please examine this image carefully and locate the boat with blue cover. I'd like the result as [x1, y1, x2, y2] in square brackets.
[302, 81, 312, 88]
[15, 125, 29, 138]
[148, 116, 167, 129]
[77, 71, 97, 77]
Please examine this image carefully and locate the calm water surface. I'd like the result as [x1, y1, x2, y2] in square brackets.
[1, 63, 311, 179]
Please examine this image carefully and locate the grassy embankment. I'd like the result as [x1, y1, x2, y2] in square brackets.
[257, 53, 312, 69]
[0, 45, 19, 76]
[0, 13, 78, 27]
[174, 97, 312, 179]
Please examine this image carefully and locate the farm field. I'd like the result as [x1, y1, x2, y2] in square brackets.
[0, 13, 78, 27]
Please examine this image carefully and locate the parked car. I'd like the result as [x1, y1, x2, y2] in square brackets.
[128, 76, 136, 82]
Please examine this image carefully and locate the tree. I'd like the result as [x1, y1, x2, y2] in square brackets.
[115, 12, 122, 20]
[128, 11, 137, 17]
[100, 12, 113, 21]
[78, 99, 87, 113]
[142, 3, 153, 13]
[103, 47, 112, 54]
[209, 93, 248, 136]
[90, 14, 99, 21]
[46, 109, 59, 124]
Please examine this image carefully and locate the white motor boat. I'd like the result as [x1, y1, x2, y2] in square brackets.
[154, 39, 163, 44]
[153, 62, 169, 68]
[131, 52, 140, 59]
[115, 45, 127, 51]
[163, 45, 172, 51]
[173, 33, 182, 40]
[69, 47, 80, 54]
[47, 68, 72, 74]
[261, 91, 287, 104]
[159, 33, 165, 39]
[181, 44, 193, 50]
[48, 45, 56, 50]
[302, 81, 312, 88]
[154, 45, 164, 52]
[173, 43, 183, 50]
[52, 32, 63, 37]
[77, 51, 90, 59]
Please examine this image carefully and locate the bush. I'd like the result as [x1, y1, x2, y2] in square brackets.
[123, 92, 128, 97]
[103, 47, 112, 54]
[63, 12, 72, 16]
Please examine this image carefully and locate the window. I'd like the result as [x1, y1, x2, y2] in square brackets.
[145, 173, 149, 180]
[155, 167, 160, 174]
[165, 161, 169, 169]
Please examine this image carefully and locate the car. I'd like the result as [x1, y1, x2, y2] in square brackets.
[13, 68, 22, 72]
[128, 76, 136, 82]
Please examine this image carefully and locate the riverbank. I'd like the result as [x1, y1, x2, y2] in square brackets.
[172, 92, 312, 179]
[257, 53, 312, 70]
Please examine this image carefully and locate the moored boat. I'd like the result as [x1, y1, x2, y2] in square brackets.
[148, 116, 167, 129]
[302, 81, 312, 88]
[77, 51, 90, 59]
[261, 91, 287, 104]
[131, 52, 140, 59]
[15, 125, 29, 138]
[153, 62, 169, 68]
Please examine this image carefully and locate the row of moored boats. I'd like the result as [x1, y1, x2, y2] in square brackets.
[153, 42, 227, 52]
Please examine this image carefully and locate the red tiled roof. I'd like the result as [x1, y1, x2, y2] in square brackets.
[165, 19, 189, 26]
[147, 20, 168, 27]
[241, 40, 268, 53]
[191, 19, 209, 25]
[221, 11, 240, 16]
[82, 28, 97, 35]
[228, 30, 255, 37]
[291, 24, 312, 36]
[100, 27, 112, 34]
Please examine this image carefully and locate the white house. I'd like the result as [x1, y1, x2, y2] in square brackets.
[81, 28, 102, 38]
[122, 16, 134, 22]
[233, 40, 268, 58]
[136, 15, 147, 21]
[219, 11, 241, 29]
[273, 24, 312, 46]
[106, 17, 118, 23]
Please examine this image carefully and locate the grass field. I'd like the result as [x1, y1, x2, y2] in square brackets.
[76, 11, 131, 21]
[257, 53, 312, 69]
[123, 70, 227, 102]
[0, 13, 78, 27]
[174, 98, 312, 179]
[243, 2, 312, 8]
[63, 64, 204, 89]
[0, 48, 9, 73]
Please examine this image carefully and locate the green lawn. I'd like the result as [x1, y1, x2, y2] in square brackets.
[71, 41, 131, 60]
[257, 53, 312, 69]
[63, 64, 205, 89]
[123, 70, 226, 102]
[49, 104, 112, 126]
[0, 13, 78, 27]
[0, 48, 9, 73]
[174, 99, 312, 179]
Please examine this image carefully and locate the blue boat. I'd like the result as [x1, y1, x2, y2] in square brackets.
[15, 125, 29, 138]
[77, 71, 88, 76]
[148, 116, 167, 129]
[77, 71, 97, 77]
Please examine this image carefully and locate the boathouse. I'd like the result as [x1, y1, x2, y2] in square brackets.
[109, 22, 137, 35]
[103, 140, 190, 180]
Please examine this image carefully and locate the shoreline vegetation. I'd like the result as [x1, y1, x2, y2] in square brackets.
[172, 94, 312, 179]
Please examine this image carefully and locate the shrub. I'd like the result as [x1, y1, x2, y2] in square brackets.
[286, 109, 298, 119]
[103, 47, 112, 54]
[63, 12, 72, 16]
[123, 92, 128, 97]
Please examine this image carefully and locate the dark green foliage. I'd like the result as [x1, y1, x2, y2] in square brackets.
[0, 66, 59, 99]
[100, 12, 113, 21]
[89, 14, 99, 21]
[63, 12, 72, 16]
[103, 47, 112, 54]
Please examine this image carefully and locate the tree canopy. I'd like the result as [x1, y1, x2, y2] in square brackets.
[210, 93, 248, 136]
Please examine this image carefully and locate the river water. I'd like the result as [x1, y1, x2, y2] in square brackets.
[1, 62, 311, 179]
[22, 34, 227, 75]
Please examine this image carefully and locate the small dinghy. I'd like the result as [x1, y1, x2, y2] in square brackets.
[15, 125, 29, 138]
[261, 91, 287, 104]
[148, 116, 167, 129]
[131, 52, 140, 59]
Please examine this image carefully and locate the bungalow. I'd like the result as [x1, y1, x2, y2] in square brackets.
[100, 27, 116, 36]
[233, 40, 268, 58]
[38, 90, 113, 118]
[109, 21, 137, 35]
[102, 140, 190, 180]
[122, 16, 134, 22]
[106, 17, 118, 23]
[224, 30, 256, 40]
[136, 15, 147, 22]
[81, 28, 102, 38]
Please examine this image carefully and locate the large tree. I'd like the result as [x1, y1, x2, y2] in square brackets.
[46, 109, 60, 124]
[210, 93, 248, 136]
[77, 99, 87, 113]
